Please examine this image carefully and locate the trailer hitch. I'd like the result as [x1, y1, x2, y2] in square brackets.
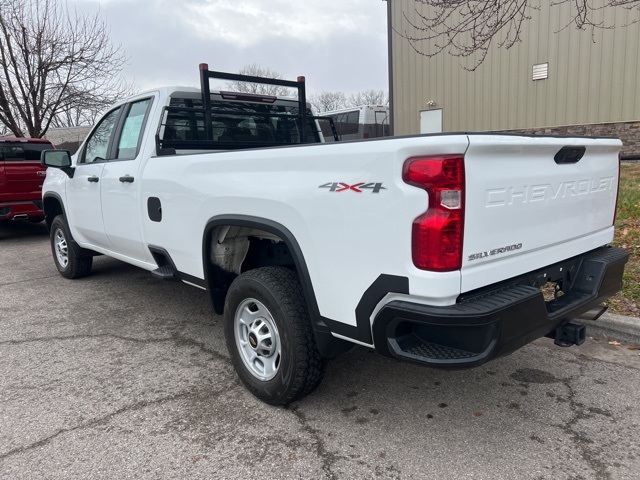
[550, 322, 586, 347]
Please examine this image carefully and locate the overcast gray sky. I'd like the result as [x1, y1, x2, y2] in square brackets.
[74, 0, 389, 96]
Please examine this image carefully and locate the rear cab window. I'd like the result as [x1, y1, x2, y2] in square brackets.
[0, 140, 53, 162]
[159, 95, 321, 151]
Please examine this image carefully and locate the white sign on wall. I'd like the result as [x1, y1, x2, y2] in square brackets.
[419, 109, 443, 134]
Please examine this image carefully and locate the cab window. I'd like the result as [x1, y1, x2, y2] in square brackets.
[81, 107, 121, 164]
[117, 98, 152, 160]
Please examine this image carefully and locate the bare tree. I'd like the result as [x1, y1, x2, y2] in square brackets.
[348, 90, 387, 107]
[0, 0, 132, 137]
[401, 0, 640, 70]
[309, 91, 348, 113]
[310, 90, 389, 113]
[49, 82, 136, 130]
[49, 105, 106, 130]
[224, 63, 293, 97]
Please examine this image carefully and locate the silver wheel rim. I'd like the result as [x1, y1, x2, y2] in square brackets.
[53, 228, 69, 268]
[234, 298, 281, 381]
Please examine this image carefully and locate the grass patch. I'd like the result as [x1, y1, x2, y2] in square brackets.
[608, 163, 640, 316]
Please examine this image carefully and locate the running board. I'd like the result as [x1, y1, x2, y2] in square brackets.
[148, 245, 179, 282]
[151, 265, 178, 281]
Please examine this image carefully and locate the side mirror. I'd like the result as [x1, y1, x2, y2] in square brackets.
[41, 150, 74, 178]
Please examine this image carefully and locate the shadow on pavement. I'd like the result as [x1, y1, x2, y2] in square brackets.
[0, 220, 49, 240]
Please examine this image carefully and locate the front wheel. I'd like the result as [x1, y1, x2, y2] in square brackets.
[223, 267, 326, 405]
[50, 215, 93, 279]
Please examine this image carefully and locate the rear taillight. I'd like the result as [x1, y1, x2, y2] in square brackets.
[403, 155, 465, 272]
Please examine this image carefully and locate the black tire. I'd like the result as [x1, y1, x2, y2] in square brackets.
[223, 267, 326, 405]
[50, 215, 93, 279]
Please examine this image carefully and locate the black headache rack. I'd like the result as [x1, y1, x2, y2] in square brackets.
[155, 63, 338, 155]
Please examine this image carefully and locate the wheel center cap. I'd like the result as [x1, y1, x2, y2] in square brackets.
[248, 332, 258, 349]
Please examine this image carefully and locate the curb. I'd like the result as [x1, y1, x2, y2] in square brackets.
[577, 312, 640, 346]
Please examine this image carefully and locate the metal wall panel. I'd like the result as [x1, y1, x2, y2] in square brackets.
[391, 0, 640, 135]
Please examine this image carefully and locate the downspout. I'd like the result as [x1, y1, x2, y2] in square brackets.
[385, 0, 394, 136]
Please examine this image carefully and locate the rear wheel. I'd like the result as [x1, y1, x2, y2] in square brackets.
[223, 267, 326, 405]
[50, 215, 93, 279]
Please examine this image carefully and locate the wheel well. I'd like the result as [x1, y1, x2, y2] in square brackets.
[205, 225, 295, 314]
[203, 218, 354, 359]
[43, 196, 64, 230]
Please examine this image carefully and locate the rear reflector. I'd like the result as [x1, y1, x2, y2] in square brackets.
[613, 153, 621, 226]
[403, 155, 465, 272]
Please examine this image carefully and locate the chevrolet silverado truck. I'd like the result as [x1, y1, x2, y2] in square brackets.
[0, 137, 53, 223]
[40, 64, 629, 405]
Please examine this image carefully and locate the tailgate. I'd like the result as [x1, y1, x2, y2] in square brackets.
[0, 142, 48, 200]
[461, 135, 621, 293]
[0, 160, 46, 199]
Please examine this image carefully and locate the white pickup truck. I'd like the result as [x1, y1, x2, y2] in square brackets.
[41, 65, 629, 405]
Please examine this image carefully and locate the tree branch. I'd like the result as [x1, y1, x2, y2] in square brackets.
[0, 0, 134, 137]
[400, 0, 640, 70]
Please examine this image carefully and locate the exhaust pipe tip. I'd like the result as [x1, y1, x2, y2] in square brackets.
[12, 214, 29, 221]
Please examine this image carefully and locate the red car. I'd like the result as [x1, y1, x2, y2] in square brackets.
[0, 137, 54, 223]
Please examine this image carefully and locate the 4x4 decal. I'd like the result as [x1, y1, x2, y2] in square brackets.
[319, 182, 386, 193]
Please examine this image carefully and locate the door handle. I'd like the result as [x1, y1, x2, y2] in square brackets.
[87, 176, 99, 183]
[119, 175, 134, 183]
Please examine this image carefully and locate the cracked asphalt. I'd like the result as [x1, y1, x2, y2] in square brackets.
[1, 221, 640, 480]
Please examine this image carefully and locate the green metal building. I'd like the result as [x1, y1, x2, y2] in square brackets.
[387, 1, 640, 157]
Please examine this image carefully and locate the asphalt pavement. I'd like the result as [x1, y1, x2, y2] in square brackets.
[1, 220, 640, 480]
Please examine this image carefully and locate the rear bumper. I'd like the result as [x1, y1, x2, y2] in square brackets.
[0, 200, 44, 220]
[372, 246, 629, 368]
